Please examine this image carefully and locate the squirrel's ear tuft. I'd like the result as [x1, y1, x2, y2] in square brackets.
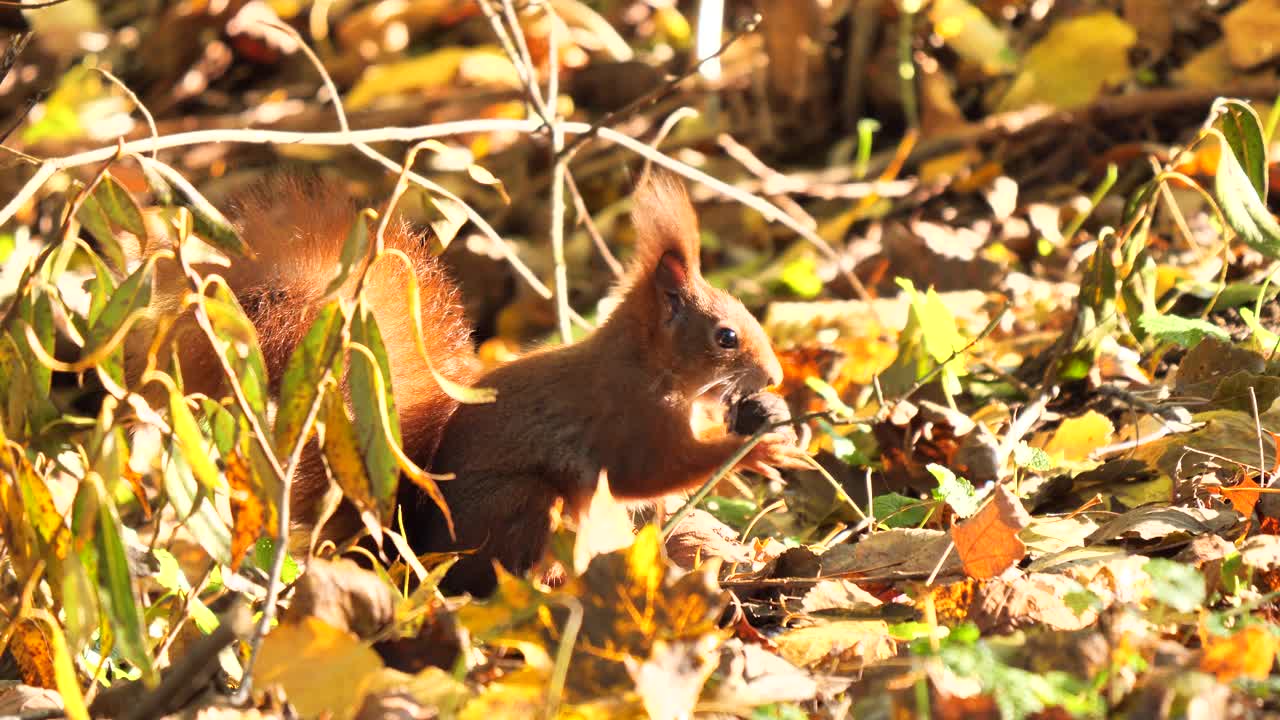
[631, 170, 700, 282]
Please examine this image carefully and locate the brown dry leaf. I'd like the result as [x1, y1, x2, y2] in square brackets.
[821, 528, 962, 578]
[252, 617, 385, 720]
[1222, 0, 1280, 69]
[703, 640, 821, 712]
[951, 485, 1031, 580]
[773, 620, 897, 672]
[572, 473, 636, 575]
[0, 684, 62, 715]
[799, 579, 883, 614]
[996, 11, 1137, 111]
[9, 618, 55, 689]
[224, 450, 264, 570]
[969, 573, 1101, 633]
[1200, 625, 1279, 681]
[1238, 534, 1280, 571]
[663, 507, 753, 570]
[282, 558, 398, 639]
[1177, 41, 1237, 89]
[1086, 506, 1239, 544]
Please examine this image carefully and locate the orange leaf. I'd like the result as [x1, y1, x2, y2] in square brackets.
[1200, 625, 1278, 682]
[9, 618, 55, 689]
[1223, 473, 1262, 517]
[951, 485, 1030, 580]
[226, 451, 265, 571]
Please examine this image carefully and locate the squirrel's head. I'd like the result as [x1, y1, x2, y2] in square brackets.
[620, 171, 783, 404]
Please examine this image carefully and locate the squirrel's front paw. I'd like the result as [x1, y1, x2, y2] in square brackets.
[736, 432, 810, 481]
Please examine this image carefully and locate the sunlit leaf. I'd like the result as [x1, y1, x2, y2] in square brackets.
[75, 173, 145, 271]
[275, 301, 346, 460]
[140, 157, 248, 257]
[91, 476, 155, 683]
[348, 302, 401, 515]
[164, 439, 233, 567]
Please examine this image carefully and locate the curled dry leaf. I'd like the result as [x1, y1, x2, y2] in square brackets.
[951, 484, 1031, 580]
[282, 557, 397, 639]
[663, 507, 753, 570]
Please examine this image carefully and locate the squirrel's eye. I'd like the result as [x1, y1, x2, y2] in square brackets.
[714, 326, 739, 350]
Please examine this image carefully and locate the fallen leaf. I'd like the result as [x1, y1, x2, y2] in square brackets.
[253, 617, 385, 720]
[703, 640, 822, 712]
[1222, 0, 1280, 69]
[1218, 473, 1262, 517]
[627, 636, 720, 720]
[282, 558, 398, 639]
[799, 579, 883, 614]
[773, 620, 897, 672]
[1038, 410, 1115, 463]
[951, 485, 1031, 579]
[997, 11, 1137, 111]
[1086, 506, 1239, 544]
[1200, 625, 1278, 681]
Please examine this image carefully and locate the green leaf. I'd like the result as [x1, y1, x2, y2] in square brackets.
[1144, 558, 1205, 613]
[201, 284, 269, 422]
[275, 301, 345, 460]
[319, 390, 380, 539]
[817, 419, 868, 465]
[1218, 99, 1268, 200]
[349, 302, 401, 516]
[702, 496, 757, 529]
[872, 492, 931, 528]
[76, 174, 145, 271]
[1012, 442, 1052, 472]
[92, 477, 155, 682]
[200, 398, 238, 458]
[140, 156, 248, 258]
[247, 537, 300, 585]
[1240, 307, 1280, 350]
[324, 210, 374, 296]
[1137, 312, 1230, 348]
[778, 254, 823, 299]
[927, 463, 979, 518]
[1212, 119, 1280, 258]
[84, 255, 156, 388]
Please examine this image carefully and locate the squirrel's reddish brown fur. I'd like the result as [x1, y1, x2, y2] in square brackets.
[135, 172, 806, 595]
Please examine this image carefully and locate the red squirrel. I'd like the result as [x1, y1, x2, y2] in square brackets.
[133, 171, 807, 595]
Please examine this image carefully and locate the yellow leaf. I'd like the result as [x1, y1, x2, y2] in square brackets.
[347, 46, 515, 110]
[1040, 410, 1115, 462]
[252, 618, 384, 720]
[930, 0, 1017, 74]
[997, 12, 1136, 112]
[1223, 0, 1280, 69]
[773, 620, 897, 672]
